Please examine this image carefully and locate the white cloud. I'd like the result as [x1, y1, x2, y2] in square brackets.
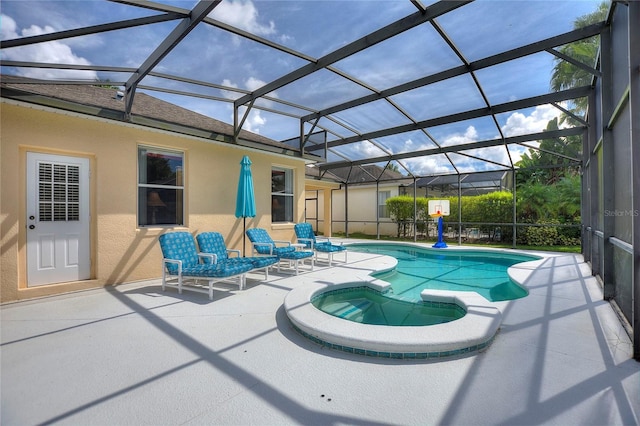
[220, 78, 241, 100]
[244, 76, 266, 92]
[442, 126, 479, 146]
[1, 14, 97, 80]
[210, 0, 276, 36]
[222, 77, 268, 134]
[0, 13, 18, 39]
[351, 140, 388, 158]
[501, 104, 561, 137]
[219, 76, 276, 134]
[234, 105, 267, 134]
[500, 104, 564, 164]
[404, 156, 453, 176]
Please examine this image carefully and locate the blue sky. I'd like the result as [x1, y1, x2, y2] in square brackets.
[1, 0, 603, 175]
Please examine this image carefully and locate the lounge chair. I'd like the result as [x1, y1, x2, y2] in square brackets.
[158, 232, 254, 299]
[245, 228, 314, 275]
[196, 231, 278, 281]
[294, 222, 347, 266]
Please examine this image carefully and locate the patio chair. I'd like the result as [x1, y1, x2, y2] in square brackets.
[294, 222, 347, 267]
[245, 228, 314, 275]
[196, 231, 278, 281]
[158, 232, 254, 299]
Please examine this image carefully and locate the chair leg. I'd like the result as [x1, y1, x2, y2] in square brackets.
[208, 280, 214, 300]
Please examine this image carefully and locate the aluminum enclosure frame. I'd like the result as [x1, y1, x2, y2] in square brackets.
[1, 0, 638, 359]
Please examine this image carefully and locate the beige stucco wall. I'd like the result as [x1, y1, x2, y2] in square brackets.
[310, 184, 400, 236]
[1, 101, 306, 302]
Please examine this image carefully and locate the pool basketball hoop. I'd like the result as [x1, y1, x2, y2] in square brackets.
[428, 200, 449, 248]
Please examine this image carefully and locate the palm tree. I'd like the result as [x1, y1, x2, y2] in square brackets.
[550, 2, 609, 116]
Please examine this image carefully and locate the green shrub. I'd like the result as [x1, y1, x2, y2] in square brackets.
[386, 196, 428, 238]
[525, 224, 559, 246]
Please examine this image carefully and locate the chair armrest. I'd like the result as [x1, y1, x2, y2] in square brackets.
[163, 258, 182, 274]
[226, 249, 241, 258]
[272, 240, 292, 247]
[317, 237, 342, 246]
[198, 253, 217, 264]
[297, 238, 314, 249]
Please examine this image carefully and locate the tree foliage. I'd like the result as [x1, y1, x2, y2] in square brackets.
[517, 174, 581, 223]
[516, 118, 581, 187]
[386, 196, 428, 238]
[382, 4, 603, 247]
[550, 1, 608, 116]
[509, 2, 604, 245]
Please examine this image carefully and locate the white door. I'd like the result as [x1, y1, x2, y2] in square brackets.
[27, 153, 90, 286]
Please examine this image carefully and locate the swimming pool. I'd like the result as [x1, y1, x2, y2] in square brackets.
[284, 243, 545, 358]
[347, 243, 539, 302]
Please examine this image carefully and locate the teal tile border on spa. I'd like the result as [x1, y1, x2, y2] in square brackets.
[284, 276, 504, 359]
[290, 321, 496, 359]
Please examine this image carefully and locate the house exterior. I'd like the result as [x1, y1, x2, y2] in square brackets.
[0, 79, 311, 302]
[304, 165, 410, 237]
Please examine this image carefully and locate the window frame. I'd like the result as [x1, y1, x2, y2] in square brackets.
[137, 145, 185, 227]
[271, 166, 294, 223]
[378, 190, 391, 218]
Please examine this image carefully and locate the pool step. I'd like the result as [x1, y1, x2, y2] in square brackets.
[325, 299, 372, 320]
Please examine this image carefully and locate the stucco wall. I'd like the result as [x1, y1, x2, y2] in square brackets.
[1, 101, 306, 302]
[309, 184, 399, 236]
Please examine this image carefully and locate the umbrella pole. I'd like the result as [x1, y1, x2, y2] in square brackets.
[243, 216, 246, 257]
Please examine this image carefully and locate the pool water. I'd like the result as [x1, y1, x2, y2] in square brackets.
[348, 243, 539, 302]
[312, 286, 465, 326]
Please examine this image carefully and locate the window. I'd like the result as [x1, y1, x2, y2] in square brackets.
[378, 190, 391, 218]
[138, 146, 184, 226]
[38, 162, 80, 222]
[271, 167, 293, 222]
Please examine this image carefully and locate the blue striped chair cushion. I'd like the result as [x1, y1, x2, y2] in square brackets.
[196, 232, 229, 260]
[179, 262, 253, 278]
[246, 228, 295, 256]
[295, 223, 345, 253]
[279, 250, 314, 260]
[159, 232, 201, 274]
[294, 223, 315, 249]
[160, 232, 253, 277]
[248, 256, 279, 268]
[314, 242, 346, 252]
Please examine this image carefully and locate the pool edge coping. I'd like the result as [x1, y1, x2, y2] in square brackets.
[284, 244, 555, 359]
[284, 253, 504, 358]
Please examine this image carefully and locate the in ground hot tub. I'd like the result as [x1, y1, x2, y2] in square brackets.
[284, 278, 502, 359]
[312, 285, 465, 326]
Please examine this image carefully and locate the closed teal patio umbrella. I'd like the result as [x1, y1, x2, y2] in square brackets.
[236, 155, 256, 256]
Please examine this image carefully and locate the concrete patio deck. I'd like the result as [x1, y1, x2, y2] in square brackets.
[1, 243, 639, 425]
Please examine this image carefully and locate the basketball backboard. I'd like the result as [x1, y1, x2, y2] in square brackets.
[428, 200, 450, 217]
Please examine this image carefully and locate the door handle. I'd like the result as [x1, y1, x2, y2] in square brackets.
[29, 225, 35, 230]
